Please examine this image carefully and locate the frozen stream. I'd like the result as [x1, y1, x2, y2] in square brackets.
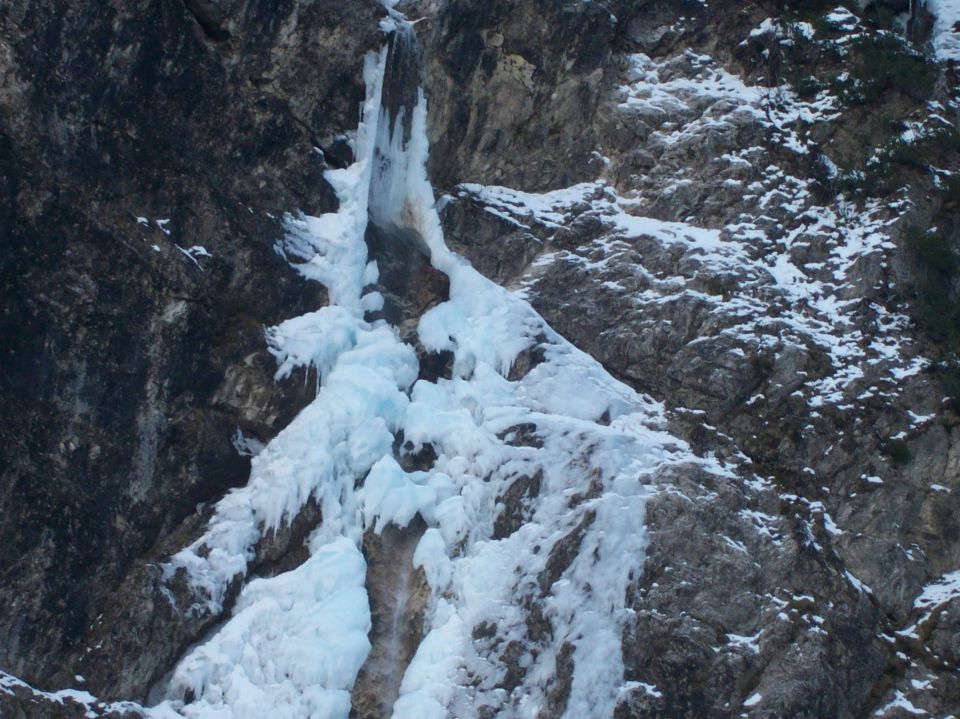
[146, 7, 710, 719]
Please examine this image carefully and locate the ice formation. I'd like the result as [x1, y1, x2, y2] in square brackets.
[146, 10, 712, 719]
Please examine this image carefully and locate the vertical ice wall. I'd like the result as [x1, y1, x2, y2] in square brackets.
[370, 21, 422, 231]
[147, 9, 713, 719]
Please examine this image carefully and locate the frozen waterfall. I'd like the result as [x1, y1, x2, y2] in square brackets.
[146, 9, 705, 719]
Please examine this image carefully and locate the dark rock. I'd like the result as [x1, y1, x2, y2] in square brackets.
[422, 0, 619, 191]
[439, 192, 543, 285]
[351, 519, 430, 719]
[0, 0, 384, 698]
[493, 469, 543, 540]
[364, 222, 450, 335]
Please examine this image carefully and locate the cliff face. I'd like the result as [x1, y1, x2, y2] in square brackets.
[2, 1, 960, 717]
[429, 2, 960, 715]
[0, 0, 383, 695]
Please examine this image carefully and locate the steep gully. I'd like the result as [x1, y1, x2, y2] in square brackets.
[150, 17, 446, 717]
[318, 22, 436, 718]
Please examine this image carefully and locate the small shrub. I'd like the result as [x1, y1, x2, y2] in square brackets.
[858, 158, 903, 196]
[919, 285, 960, 346]
[840, 127, 960, 198]
[907, 225, 959, 278]
[782, 2, 844, 25]
[793, 75, 824, 99]
[862, 3, 907, 32]
[936, 174, 960, 212]
[936, 360, 960, 406]
[884, 438, 912, 465]
[905, 225, 960, 347]
[845, 35, 936, 104]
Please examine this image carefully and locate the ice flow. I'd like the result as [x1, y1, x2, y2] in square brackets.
[148, 13, 705, 719]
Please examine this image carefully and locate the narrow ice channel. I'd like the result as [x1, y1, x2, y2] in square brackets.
[147, 9, 709, 719]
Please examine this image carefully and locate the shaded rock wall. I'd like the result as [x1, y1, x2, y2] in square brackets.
[0, 0, 382, 695]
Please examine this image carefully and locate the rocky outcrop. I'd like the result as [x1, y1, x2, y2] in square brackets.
[431, 0, 960, 715]
[350, 520, 430, 719]
[422, 0, 622, 190]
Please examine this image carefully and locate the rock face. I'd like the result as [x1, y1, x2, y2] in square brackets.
[0, 0, 383, 697]
[423, 0, 620, 190]
[3, 0, 960, 717]
[350, 520, 430, 719]
[428, 0, 960, 715]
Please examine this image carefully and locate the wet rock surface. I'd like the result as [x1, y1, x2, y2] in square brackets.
[350, 520, 430, 719]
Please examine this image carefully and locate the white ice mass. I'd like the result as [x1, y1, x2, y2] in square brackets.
[143, 11, 718, 719]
